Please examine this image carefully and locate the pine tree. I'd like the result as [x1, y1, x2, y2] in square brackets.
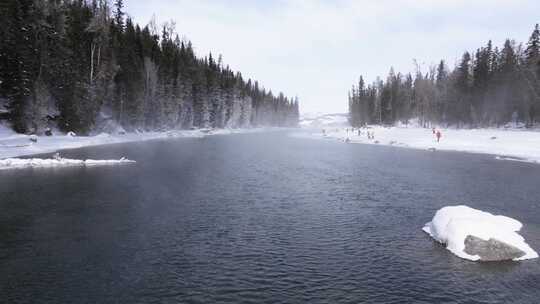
[525, 24, 540, 66]
[2, 0, 39, 133]
[114, 0, 124, 30]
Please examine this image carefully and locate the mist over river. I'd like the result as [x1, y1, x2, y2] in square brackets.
[1, 131, 539, 303]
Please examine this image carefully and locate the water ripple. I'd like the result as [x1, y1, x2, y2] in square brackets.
[1, 132, 539, 303]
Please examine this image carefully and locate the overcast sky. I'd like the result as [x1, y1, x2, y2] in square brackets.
[125, 0, 540, 114]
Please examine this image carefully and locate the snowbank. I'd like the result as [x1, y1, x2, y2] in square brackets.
[0, 124, 273, 159]
[306, 126, 540, 164]
[423, 206, 538, 261]
[0, 156, 135, 170]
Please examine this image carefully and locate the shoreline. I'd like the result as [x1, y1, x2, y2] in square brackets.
[0, 127, 276, 159]
[299, 126, 540, 164]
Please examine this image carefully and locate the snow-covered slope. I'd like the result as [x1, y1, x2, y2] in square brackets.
[423, 206, 538, 261]
[299, 113, 349, 129]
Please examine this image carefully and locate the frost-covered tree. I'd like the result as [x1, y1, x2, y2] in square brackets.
[349, 24, 540, 128]
[0, 0, 299, 134]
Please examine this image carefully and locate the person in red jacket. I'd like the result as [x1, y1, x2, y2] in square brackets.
[436, 130, 442, 143]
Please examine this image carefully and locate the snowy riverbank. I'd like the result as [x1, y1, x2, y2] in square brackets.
[300, 125, 540, 164]
[0, 125, 271, 159]
[0, 156, 136, 170]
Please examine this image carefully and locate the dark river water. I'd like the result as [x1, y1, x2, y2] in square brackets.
[1, 131, 540, 303]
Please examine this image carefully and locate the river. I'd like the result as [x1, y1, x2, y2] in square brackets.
[1, 131, 539, 303]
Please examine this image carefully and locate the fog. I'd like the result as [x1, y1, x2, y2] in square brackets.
[126, 0, 540, 114]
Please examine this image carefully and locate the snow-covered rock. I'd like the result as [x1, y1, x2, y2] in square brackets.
[423, 206, 538, 261]
[0, 156, 136, 170]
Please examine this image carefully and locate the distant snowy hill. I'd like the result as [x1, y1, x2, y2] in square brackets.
[299, 113, 350, 128]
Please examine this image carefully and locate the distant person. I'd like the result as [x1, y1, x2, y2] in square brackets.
[436, 130, 442, 143]
[432, 128, 436, 135]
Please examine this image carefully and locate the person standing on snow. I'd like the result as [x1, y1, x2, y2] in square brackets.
[436, 130, 442, 143]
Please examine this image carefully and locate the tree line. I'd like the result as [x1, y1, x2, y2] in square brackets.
[0, 0, 299, 135]
[349, 24, 540, 128]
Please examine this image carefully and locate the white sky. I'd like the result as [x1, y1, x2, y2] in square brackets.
[125, 0, 540, 114]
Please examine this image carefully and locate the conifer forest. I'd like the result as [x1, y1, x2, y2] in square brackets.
[349, 25, 540, 128]
[0, 0, 300, 135]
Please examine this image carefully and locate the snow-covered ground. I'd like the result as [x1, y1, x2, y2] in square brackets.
[301, 125, 540, 164]
[423, 206, 538, 261]
[0, 124, 272, 159]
